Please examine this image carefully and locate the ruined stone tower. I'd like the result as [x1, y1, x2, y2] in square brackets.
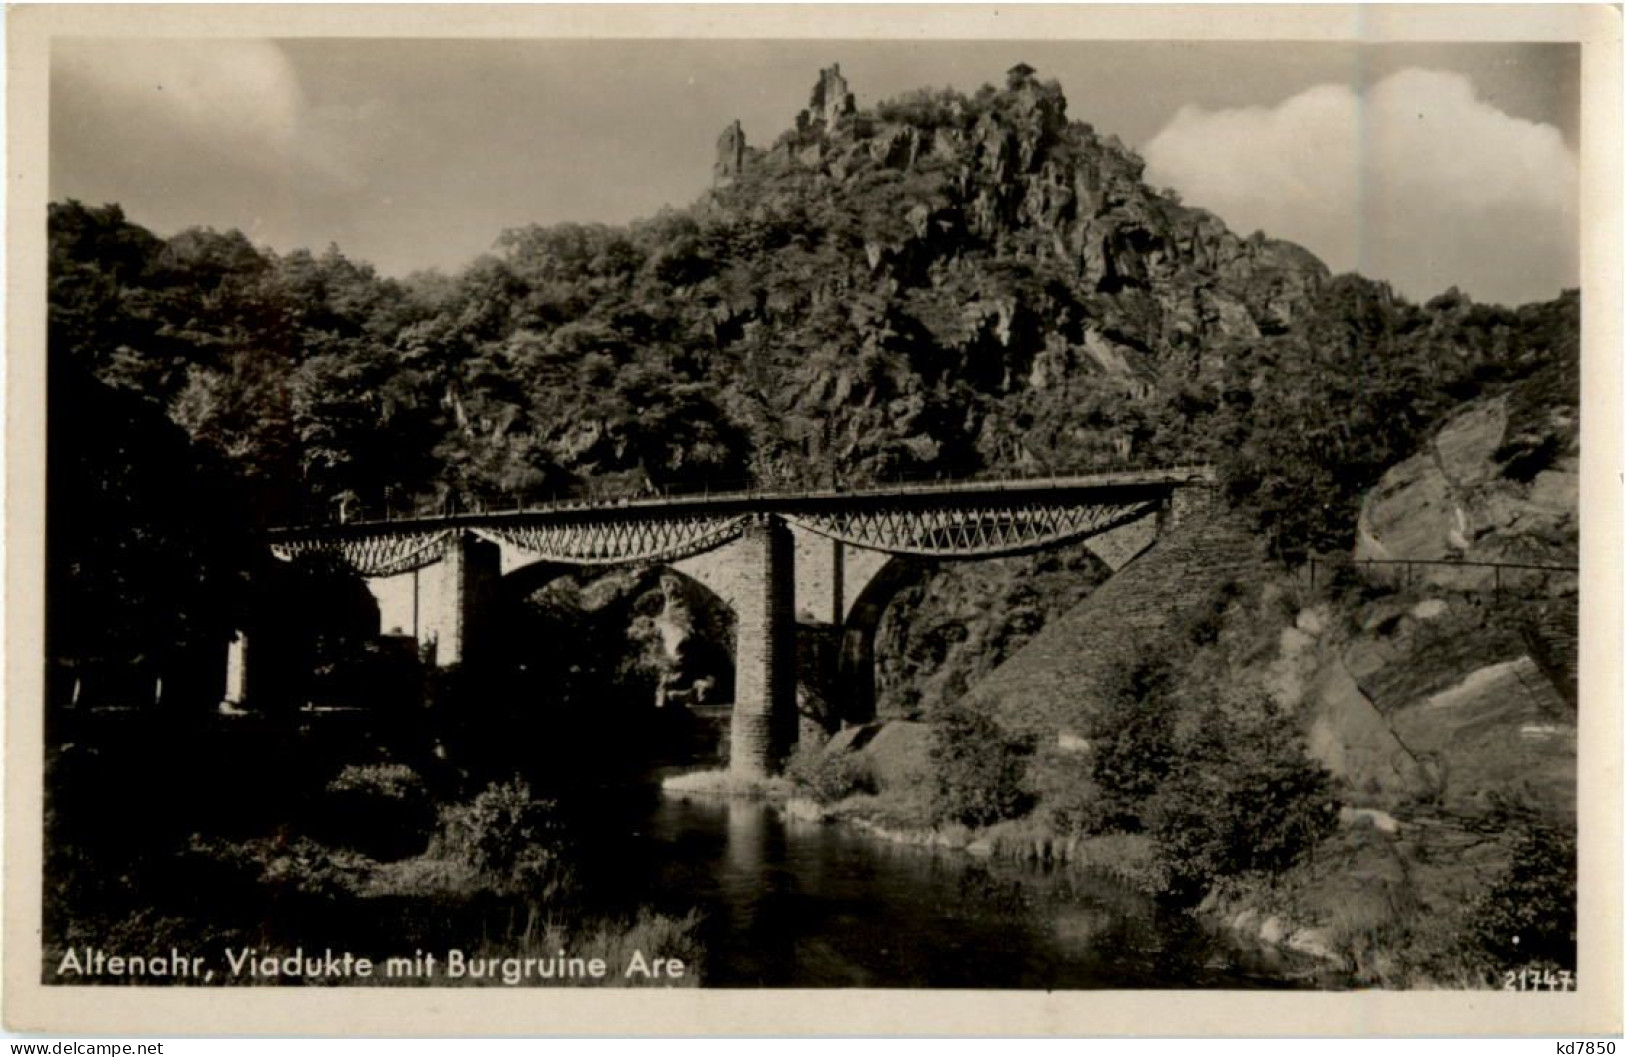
[801, 63, 855, 133]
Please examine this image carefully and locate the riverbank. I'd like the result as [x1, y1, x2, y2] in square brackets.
[784, 790, 1165, 885]
[647, 784, 1324, 987]
[764, 731, 1566, 990]
[765, 781, 1367, 989]
[661, 763, 1163, 889]
[660, 767, 794, 798]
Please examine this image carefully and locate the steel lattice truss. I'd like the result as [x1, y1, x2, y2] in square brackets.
[471, 515, 753, 566]
[271, 492, 1174, 576]
[784, 500, 1160, 557]
[271, 530, 454, 578]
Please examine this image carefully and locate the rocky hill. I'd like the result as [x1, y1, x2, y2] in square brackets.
[697, 63, 1329, 484]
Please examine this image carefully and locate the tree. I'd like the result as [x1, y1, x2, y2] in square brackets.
[1144, 698, 1339, 902]
[47, 365, 256, 708]
[928, 702, 1034, 827]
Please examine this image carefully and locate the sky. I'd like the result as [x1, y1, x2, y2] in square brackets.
[49, 39, 1580, 306]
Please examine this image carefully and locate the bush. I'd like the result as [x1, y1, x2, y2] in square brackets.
[187, 834, 374, 901]
[323, 762, 434, 859]
[327, 762, 426, 801]
[927, 703, 1034, 828]
[1081, 659, 1180, 833]
[1143, 700, 1339, 902]
[1468, 821, 1576, 970]
[784, 746, 877, 805]
[1028, 743, 1106, 837]
[555, 908, 705, 987]
[431, 779, 572, 900]
[874, 88, 975, 131]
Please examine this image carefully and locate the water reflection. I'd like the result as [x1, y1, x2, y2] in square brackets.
[722, 793, 768, 880]
[575, 790, 1321, 989]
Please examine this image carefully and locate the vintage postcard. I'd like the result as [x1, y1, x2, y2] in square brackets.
[5, 3, 1621, 1038]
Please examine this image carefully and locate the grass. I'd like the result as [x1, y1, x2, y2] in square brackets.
[538, 908, 704, 986]
[661, 767, 795, 798]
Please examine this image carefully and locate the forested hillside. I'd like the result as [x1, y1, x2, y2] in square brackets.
[49, 62, 1578, 699]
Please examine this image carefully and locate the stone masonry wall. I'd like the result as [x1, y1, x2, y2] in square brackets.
[964, 494, 1264, 741]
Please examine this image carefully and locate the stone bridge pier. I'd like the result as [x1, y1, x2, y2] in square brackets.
[670, 520, 893, 773]
[363, 532, 501, 667]
[718, 516, 796, 778]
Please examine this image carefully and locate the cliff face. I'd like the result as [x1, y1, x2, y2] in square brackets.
[1355, 394, 1579, 583]
[1322, 369, 1579, 810]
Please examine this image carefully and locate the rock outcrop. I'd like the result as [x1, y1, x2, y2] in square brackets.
[1280, 593, 1576, 821]
[721, 64, 1332, 483]
[1356, 394, 1579, 587]
[714, 119, 747, 185]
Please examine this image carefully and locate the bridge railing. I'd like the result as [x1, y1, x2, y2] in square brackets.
[290, 462, 1217, 530]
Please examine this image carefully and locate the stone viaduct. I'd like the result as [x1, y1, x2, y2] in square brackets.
[254, 468, 1213, 778]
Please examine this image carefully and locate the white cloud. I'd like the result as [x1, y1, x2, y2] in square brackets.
[52, 40, 379, 211]
[56, 40, 304, 160]
[1143, 68, 1577, 306]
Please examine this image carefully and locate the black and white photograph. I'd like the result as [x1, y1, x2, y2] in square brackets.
[5, 3, 1621, 1038]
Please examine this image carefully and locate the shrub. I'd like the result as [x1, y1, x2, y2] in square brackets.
[1028, 743, 1106, 837]
[927, 703, 1034, 828]
[1143, 699, 1339, 903]
[1081, 658, 1180, 833]
[558, 908, 705, 987]
[323, 762, 434, 859]
[784, 746, 877, 805]
[1468, 821, 1576, 970]
[327, 761, 426, 801]
[874, 88, 974, 131]
[431, 779, 572, 900]
[188, 834, 374, 901]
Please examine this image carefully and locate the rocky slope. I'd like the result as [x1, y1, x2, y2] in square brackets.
[870, 540, 1112, 719]
[962, 353, 1577, 810]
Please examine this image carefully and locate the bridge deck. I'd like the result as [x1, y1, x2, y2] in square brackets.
[271, 466, 1215, 540]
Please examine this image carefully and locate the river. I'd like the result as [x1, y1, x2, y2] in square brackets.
[559, 781, 1327, 989]
[54, 712, 1336, 989]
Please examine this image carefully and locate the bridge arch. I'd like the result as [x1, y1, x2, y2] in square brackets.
[837, 553, 932, 726]
[813, 504, 1163, 728]
[490, 559, 737, 712]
